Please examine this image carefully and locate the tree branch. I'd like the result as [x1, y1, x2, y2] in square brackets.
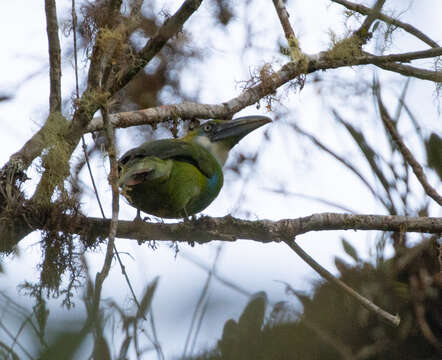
[331, 0, 439, 48]
[2, 211, 440, 253]
[375, 61, 442, 82]
[44, 0, 62, 113]
[88, 47, 442, 132]
[376, 91, 442, 206]
[354, 0, 385, 41]
[91, 106, 119, 320]
[109, 0, 203, 94]
[361, 48, 442, 64]
[286, 239, 400, 326]
[2, 0, 64, 175]
[271, 0, 304, 62]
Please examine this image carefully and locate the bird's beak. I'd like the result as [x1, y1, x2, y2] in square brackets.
[210, 115, 272, 143]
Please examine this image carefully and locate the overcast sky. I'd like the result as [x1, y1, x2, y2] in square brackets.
[0, 1, 441, 358]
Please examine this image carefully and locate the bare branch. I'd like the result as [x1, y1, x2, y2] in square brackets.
[376, 90, 442, 206]
[272, 0, 304, 62]
[355, 0, 386, 41]
[376, 61, 442, 82]
[91, 105, 119, 318]
[9, 211, 442, 249]
[331, 0, 439, 48]
[88, 47, 442, 132]
[87, 102, 232, 132]
[44, 0, 62, 113]
[286, 239, 400, 326]
[79, 213, 442, 242]
[361, 47, 442, 64]
[3, 0, 64, 174]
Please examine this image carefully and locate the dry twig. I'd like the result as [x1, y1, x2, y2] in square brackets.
[331, 0, 439, 48]
[376, 90, 442, 206]
[286, 239, 400, 327]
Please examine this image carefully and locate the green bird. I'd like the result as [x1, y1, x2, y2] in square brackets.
[118, 115, 271, 219]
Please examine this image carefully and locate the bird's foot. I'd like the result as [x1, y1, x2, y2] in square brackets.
[133, 210, 150, 224]
[183, 214, 198, 223]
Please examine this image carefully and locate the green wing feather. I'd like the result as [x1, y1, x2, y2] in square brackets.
[119, 139, 217, 178]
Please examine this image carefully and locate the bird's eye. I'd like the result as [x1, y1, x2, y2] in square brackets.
[203, 123, 213, 132]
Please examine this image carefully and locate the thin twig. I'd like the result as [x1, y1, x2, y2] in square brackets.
[332, 109, 397, 214]
[102, 103, 119, 257]
[183, 245, 222, 357]
[331, 0, 439, 48]
[286, 239, 400, 327]
[375, 61, 442, 82]
[148, 310, 165, 360]
[189, 297, 210, 356]
[0, 321, 34, 359]
[263, 187, 358, 213]
[0, 341, 20, 360]
[376, 89, 442, 205]
[180, 251, 252, 297]
[292, 123, 393, 211]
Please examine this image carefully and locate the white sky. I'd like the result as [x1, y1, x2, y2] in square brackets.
[0, 0, 441, 358]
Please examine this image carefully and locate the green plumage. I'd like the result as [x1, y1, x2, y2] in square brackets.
[118, 116, 271, 219]
[119, 140, 223, 218]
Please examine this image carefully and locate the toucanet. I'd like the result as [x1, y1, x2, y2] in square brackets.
[118, 115, 271, 218]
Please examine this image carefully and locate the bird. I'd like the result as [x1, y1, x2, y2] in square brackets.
[118, 115, 271, 219]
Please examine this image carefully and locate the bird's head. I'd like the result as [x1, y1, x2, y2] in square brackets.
[183, 115, 271, 166]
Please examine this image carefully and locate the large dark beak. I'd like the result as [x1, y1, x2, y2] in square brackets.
[210, 115, 272, 143]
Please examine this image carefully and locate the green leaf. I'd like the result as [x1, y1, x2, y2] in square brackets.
[39, 331, 86, 360]
[426, 133, 442, 181]
[341, 237, 359, 262]
[238, 292, 267, 334]
[136, 276, 159, 319]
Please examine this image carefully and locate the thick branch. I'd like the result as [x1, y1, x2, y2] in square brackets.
[88, 47, 442, 132]
[331, 0, 439, 48]
[85, 213, 442, 242]
[2, 211, 441, 253]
